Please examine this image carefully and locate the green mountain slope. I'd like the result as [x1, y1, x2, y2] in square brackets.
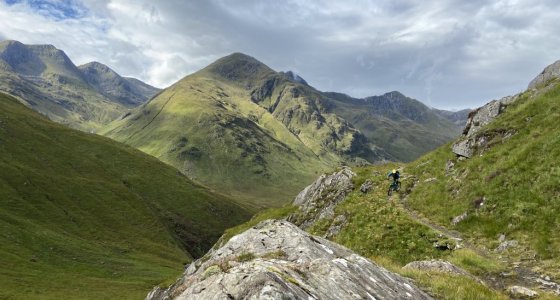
[102, 53, 379, 208]
[0, 40, 158, 131]
[0, 92, 250, 299]
[322, 91, 464, 161]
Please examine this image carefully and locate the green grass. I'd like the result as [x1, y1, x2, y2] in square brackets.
[0, 93, 251, 299]
[405, 81, 560, 272]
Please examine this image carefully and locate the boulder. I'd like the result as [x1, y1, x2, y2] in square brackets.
[495, 240, 518, 252]
[147, 220, 433, 300]
[507, 286, 539, 298]
[403, 260, 470, 276]
[360, 179, 373, 193]
[289, 167, 356, 229]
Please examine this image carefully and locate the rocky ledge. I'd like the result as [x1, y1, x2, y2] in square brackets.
[288, 167, 355, 230]
[147, 220, 432, 300]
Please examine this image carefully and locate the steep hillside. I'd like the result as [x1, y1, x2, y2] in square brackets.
[406, 71, 560, 278]
[0, 92, 250, 299]
[102, 53, 381, 208]
[0, 40, 158, 131]
[323, 91, 464, 161]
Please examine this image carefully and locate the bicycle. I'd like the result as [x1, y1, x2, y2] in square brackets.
[387, 181, 401, 196]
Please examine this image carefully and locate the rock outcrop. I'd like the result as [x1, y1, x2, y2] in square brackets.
[528, 60, 560, 89]
[288, 167, 356, 229]
[147, 220, 433, 300]
[451, 94, 519, 158]
[403, 260, 470, 276]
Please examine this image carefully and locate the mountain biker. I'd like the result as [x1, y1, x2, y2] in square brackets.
[387, 169, 400, 186]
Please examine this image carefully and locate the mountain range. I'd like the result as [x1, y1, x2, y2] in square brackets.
[100, 53, 465, 207]
[0, 40, 159, 131]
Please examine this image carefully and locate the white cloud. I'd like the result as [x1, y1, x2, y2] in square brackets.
[0, 0, 559, 109]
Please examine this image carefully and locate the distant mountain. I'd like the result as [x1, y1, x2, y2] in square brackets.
[322, 91, 464, 161]
[101, 53, 461, 207]
[432, 108, 471, 127]
[0, 40, 159, 131]
[79, 61, 160, 106]
[0, 92, 250, 298]
[101, 53, 374, 208]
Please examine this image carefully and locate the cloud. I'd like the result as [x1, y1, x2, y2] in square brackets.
[0, 0, 559, 109]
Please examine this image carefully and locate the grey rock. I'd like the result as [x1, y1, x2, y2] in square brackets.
[495, 240, 518, 252]
[451, 212, 468, 226]
[289, 167, 356, 229]
[403, 260, 470, 276]
[147, 220, 433, 300]
[452, 94, 519, 158]
[528, 60, 560, 89]
[507, 285, 539, 298]
[324, 214, 347, 239]
[445, 160, 455, 174]
[498, 234, 506, 242]
[360, 179, 373, 193]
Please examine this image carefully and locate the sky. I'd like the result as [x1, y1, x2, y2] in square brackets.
[0, 0, 559, 110]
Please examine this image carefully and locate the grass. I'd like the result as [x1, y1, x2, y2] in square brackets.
[405, 81, 560, 272]
[0, 93, 251, 299]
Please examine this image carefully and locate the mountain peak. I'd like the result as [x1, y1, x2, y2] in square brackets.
[202, 52, 274, 83]
[383, 91, 407, 100]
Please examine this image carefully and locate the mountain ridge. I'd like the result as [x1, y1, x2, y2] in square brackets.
[0, 40, 159, 131]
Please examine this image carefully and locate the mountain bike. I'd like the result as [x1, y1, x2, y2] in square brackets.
[387, 180, 401, 196]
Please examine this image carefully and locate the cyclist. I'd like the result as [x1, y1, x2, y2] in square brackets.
[388, 169, 400, 185]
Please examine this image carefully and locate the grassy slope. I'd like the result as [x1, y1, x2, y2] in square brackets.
[406, 80, 560, 276]
[0, 93, 250, 299]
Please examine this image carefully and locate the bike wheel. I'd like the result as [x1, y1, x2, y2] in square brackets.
[387, 188, 392, 196]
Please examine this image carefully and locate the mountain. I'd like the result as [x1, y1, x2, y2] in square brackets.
[322, 91, 465, 161]
[0, 40, 159, 131]
[101, 53, 383, 208]
[79, 61, 160, 106]
[432, 108, 471, 127]
[0, 92, 250, 299]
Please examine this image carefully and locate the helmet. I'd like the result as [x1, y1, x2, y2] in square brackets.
[392, 169, 396, 174]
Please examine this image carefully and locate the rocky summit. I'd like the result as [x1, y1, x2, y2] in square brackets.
[147, 220, 432, 300]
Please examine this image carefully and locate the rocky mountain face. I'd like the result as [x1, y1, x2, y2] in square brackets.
[147, 220, 432, 300]
[322, 91, 464, 162]
[79, 61, 160, 106]
[0, 40, 158, 131]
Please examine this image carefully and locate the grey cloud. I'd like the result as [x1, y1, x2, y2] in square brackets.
[0, 0, 558, 109]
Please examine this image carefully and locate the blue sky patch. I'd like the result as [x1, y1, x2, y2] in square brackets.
[3, 0, 88, 20]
